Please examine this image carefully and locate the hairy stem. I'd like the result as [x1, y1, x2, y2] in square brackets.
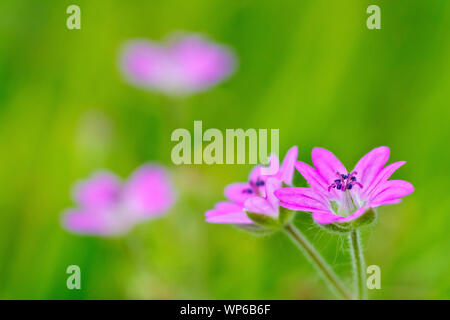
[349, 229, 367, 300]
[284, 224, 353, 300]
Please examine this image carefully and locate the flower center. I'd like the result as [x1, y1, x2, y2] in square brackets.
[327, 171, 363, 192]
[241, 179, 265, 196]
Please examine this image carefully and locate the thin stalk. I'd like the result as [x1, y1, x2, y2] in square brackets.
[284, 224, 353, 300]
[349, 229, 367, 300]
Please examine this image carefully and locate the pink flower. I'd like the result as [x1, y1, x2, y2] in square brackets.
[205, 147, 298, 225]
[62, 164, 176, 236]
[119, 32, 236, 95]
[275, 147, 414, 225]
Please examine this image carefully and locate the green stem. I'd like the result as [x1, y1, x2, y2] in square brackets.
[349, 230, 367, 300]
[284, 224, 353, 300]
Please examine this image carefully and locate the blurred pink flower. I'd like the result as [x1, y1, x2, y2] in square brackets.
[275, 147, 414, 225]
[62, 164, 176, 236]
[119, 32, 236, 95]
[205, 146, 298, 225]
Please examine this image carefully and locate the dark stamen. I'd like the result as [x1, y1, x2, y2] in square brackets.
[328, 171, 362, 192]
[255, 180, 265, 187]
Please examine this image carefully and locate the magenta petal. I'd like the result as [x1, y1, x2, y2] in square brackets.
[122, 164, 175, 218]
[335, 205, 370, 223]
[224, 183, 253, 205]
[248, 164, 272, 197]
[205, 212, 253, 224]
[265, 177, 282, 211]
[275, 187, 328, 212]
[353, 146, 390, 193]
[260, 154, 280, 177]
[378, 199, 402, 205]
[279, 146, 298, 185]
[312, 211, 342, 224]
[295, 161, 338, 198]
[370, 180, 414, 206]
[205, 202, 252, 224]
[311, 148, 347, 184]
[249, 165, 264, 183]
[171, 35, 235, 91]
[73, 172, 121, 209]
[244, 196, 277, 216]
[205, 202, 243, 217]
[120, 41, 166, 87]
[62, 209, 125, 236]
[312, 204, 370, 225]
[362, 161, 406, 199]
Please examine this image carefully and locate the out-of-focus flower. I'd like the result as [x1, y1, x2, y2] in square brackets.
[62, 164, 176, 236]
[119, 32, 236, 95]
[275, 147, 414, 226]
[205, 147, 298, 227]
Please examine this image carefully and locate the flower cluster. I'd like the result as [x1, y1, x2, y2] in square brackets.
[206, 146, 414, 230]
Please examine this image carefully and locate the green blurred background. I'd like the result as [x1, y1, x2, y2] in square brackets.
[1, 0, 449, 299]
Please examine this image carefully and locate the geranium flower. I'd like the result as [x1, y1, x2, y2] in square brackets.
[275, 147, 414, 225]
[205, 146, 298, 225]
[119, 32, 236, 95]
[62, 164, 176, 236]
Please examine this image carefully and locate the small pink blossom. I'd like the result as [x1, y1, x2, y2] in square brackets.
[275, 147, 414, 225]
[62, 164, 176, 236]
[205, 147, 298, 225]
[119, 32, 236, 95]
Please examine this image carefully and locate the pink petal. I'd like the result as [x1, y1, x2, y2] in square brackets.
[362, 161, 406, 199]
[171, 35, 235, 91]
[224, 183, 253, 205]
[122, 164, 175, 218]
[279, 146, 298, 185]
[205, 202, 253, 224]
[205, 202, 243, 217]
[62, 209, 127, 236]
[244, 196, 277, 216]
[249, 165, 264, 183]
[311, 210, 342, 224]
[274, 187, 329, 212]
[73, 172, 121, 210]
[378, 199, 402, 205]
[312, 204, 370, 225]
[260, 154, 280, 177]
[248, 164, 272, 197]
[265, 177, 282, 211]
[205, 212, 253, 224]
[311, 147, 347, 185]
[295, 161, 339, 198]
[369, 180, 414, 206]
[353, 146, 390, 194]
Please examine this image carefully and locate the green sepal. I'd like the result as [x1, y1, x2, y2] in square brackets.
[351, 207, 377, 228]
[319, 221, 354, 234]
[318, 207, 377, 234]
[246, 211, 281, 230]
[235, 223, 276, 236]
[278, 206, 295, 226]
